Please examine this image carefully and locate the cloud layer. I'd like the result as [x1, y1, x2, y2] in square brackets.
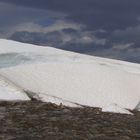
[0, 0, 140, 63]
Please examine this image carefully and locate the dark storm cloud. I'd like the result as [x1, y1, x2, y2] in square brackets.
[10, 31, 63, 47]
[1, 0, 140, 31]
[110, 26, 140, 46]
[0, 1, 65, 37]
[0, 0, 140, 63]
[9, 28, 105, 49]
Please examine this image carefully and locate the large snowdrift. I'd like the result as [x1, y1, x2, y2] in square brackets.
[0, 39, 140, 114]
[0, 74, 30, 101]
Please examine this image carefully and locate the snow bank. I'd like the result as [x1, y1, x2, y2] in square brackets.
[102, 104, 133, 115]
[0, 75, 30, 101]
[0, 39, 140, 114]
[135, 102, 140, 111]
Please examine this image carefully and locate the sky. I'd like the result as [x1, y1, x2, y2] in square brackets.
[0, 0, 140, 63]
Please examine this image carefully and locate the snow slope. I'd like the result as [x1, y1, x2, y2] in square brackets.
[0, 39, 140, 114]
[0, 74, 30, 101]
[102, 104, 133, 115]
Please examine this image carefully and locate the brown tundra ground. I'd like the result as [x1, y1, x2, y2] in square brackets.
[0, 101, 140, 140]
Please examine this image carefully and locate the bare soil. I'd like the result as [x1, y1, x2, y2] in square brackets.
[0, 101, 140, 140]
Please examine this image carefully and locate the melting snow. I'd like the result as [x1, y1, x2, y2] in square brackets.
[0, 75, 30, 101]
[0, 39, 140, 114]
[102, 104, 133, 115]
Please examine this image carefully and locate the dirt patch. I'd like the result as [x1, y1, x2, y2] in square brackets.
[0, 101, 140, 140]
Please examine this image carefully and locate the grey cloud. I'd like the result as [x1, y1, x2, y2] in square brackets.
[9, 31, 95, 53]
[88, 43, 140, 63]
[9, 25, 106, 48]
[110, 26, 140, 46]
[1, 0, 140, 31]
[0, 0, 140, 63]
[9, 31, 63, 47]
[0, 2, 65, 37]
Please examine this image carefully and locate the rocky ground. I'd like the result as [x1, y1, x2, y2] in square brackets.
[0, 101, 140, 140]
